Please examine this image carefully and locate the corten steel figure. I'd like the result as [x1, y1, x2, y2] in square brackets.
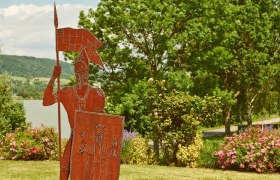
[43, 4, 124, 179]
[43, 49, 105, 179]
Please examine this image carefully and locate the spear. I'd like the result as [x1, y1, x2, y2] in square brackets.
[54, 1, 62, 170]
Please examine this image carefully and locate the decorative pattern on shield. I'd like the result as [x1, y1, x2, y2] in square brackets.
[70, 111, 124, 180]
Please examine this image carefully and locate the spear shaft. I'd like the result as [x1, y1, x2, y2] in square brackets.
[54, 1, 62, 172]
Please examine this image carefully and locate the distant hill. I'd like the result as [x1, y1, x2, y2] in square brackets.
[0, 55, 74, 79]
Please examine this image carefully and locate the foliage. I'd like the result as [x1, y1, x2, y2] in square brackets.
[121, 129, 138, 163]
[12, 79, 47, 99]
[75, 0, 280, 163]
[0, 55, 73, 79]
[76, 0, 280, 138]
[0, 125, 58, 160]
[213, 126, 280, 173]
[186, 0, 280, 133]
[107, 81, 152, 135]
[198, 135, 224, 168]
[150, 89, 222, 165]
[176, 133, 203, 167]
[0, 54, 74, 99]
[0, 75, 26, 138]
[121, 130, 156, 165]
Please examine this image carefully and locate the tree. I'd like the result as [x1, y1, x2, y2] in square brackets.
[77, 0, 224, 159]
[186, 0, 280, 135]
[0, 75, 26, 138]
[77, 0, 280, 153]
[78, 0, 206, 96]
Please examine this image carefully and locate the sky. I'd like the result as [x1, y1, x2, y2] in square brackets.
[0, 0, 101, 59]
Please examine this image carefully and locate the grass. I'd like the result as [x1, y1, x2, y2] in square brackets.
[11, 76, 27, 81]
[0, 160, 279, 180]
[0, 160, 58, 180]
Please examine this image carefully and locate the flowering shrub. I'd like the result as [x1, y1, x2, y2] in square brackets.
[213, 126, 280, 173]
[121, 130, 137, 163]
[121, 129, 156, 165]
[0, 124, 58, 160]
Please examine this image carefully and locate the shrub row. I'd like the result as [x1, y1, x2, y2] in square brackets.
[213, 126, 280, 173]
[0, 125, 58, 160]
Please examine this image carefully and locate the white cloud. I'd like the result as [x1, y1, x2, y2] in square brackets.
[0, 4, 92, 59]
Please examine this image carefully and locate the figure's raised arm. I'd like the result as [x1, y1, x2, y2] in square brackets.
[42, 65, 61, 106]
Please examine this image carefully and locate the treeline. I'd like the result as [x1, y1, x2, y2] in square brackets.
[0, 55, 73, 79]
[11, 79, 47, 99]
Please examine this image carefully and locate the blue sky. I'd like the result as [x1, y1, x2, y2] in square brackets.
[0, 0, 101, 59]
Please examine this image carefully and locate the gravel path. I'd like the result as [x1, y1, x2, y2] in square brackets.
[203, 118, 280, 137]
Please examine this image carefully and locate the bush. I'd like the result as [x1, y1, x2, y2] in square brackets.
[153, 90, 222, 166]
[0, 75, 26, 138]
[121, 130, 156, 165]
[213, 126, 280, 173]
[198, 134, 224, 168]
[176, 132, 203, 167]
[121, 130, 138, 163]
[0, 124, 58, 160]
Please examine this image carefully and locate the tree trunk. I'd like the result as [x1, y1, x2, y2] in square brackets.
[153, 136, 160, 159]
[224, 108, 231, 136]
[247, 106, 253, 125]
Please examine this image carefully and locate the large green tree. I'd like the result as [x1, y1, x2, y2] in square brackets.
[77, 0, 224, 160]
[77, 0, 280, 138]
[186, 0, 280, 135]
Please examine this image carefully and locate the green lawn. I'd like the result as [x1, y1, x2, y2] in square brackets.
[0, 160, 279, 180]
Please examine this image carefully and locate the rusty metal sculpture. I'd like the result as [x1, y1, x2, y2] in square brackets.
[43, 3, 124, 180]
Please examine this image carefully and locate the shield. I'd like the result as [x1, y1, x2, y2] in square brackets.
[70, 111, 124, 180]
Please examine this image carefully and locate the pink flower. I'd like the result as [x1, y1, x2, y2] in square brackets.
[12, 156, 17, 160]
[217, 150, 225, 159]
[23, 142, 29, 147]
[35, 134, 40, 139]
[261, 148, 266, 154]
[10, 142, 16, 147]
[10, 148, 17, 153]
[42, 138, 49, 143]
[239, 164, 245, 168]
[30, 147, 40, 154]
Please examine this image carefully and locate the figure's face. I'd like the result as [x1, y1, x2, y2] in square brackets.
[74, 61, 87, 73]
[74, 61, 88, 88]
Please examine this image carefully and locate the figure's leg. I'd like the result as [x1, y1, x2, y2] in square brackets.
[60, 137, 72, 180]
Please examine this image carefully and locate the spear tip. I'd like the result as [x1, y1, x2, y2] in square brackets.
[54, 1, 58, 27]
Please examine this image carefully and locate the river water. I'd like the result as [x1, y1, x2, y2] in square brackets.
[23, 100, 71, 138]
